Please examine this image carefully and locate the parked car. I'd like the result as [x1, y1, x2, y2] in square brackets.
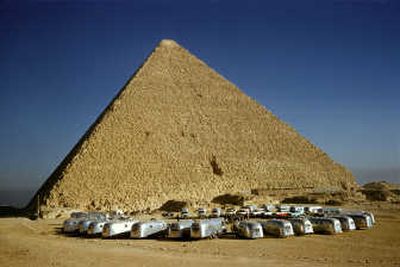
[224, 207, 237, 217]
[250, 208, 265, 218]
[289, 206, 305, 217]
[323, 207, 342, 215]
[233, 221, 264, 239]
[167, 220, 194, 239]
[260, 219, 294, 238]
[102, 219, 139, 238]
[131, 220, 168, 238]
[263, 204, 276, 212]
[305, 206, 323, 215]
[190, 218, 226, 239]
[345, 213, 373, 229]
[211, 208, 222, 218]
[197, 208, 207, 218]
[331, 215, 356, 231]
[288, 218, 314, 235]
[262, 211, 274, 218]
[236, 208, 250, 217]
[244, 205, 257, 213]
[276, 205, 290, 212]
[309, 217, 342, 234]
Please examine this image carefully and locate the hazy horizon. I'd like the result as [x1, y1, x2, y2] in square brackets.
[0, 0, 399, 203]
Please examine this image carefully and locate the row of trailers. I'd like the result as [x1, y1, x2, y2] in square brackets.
[62, 210, 375, 240]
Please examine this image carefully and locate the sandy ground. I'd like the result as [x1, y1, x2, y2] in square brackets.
[1, 203, 399, 267]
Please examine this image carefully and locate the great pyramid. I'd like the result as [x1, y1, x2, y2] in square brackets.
[28, 39, 356, 213]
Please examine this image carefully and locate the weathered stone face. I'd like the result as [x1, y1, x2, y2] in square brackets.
[30, 39, 356, 212]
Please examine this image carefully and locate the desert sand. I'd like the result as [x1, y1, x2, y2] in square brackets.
[1, 202, 399, 267]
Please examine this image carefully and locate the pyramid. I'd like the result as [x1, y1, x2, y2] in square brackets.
[28, 39, 356, 213]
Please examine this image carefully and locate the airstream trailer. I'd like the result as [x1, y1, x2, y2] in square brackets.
[211, 208, 222, 218]
[288, 218, 314, 235]
[260, 219, 294, 238]
[180, 208, 190, 219]
[131, 220, 168, 239]
[309, 217, 342, 234]
[234, 221, 264, 239]
[88, 220, 110, 236]
[63, 212, 88, 233]
[197, 208, 207, 218]
[190, 218, 226, 239]
[331, 215, 356, 231]
[364, 211, 375, 224]
[102, 219, 139, 238]
[167, 220, 194, 239]
[78, 212, 108, 234]
[345, 213, 373, 229]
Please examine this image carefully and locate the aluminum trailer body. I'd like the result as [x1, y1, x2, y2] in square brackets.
[345, 214, 373, 229]
[131, 220, 168, 239]
[167, 220, 194, 239]
[289, 218, 314, 235]
[190, 218, 226, 239]
[260, 219, 294, 238]
[309, 217, 342, 234]
[102, 219, 139, 238]
[331, 215, 356, 231]
[234, 221, 264, 239]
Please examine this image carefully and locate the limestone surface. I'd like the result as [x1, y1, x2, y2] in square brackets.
[28, 39, 357, 212]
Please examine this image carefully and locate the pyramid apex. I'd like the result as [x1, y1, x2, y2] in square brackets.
[158, 39, 179, 48]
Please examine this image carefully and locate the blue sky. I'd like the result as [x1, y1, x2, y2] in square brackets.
[0, 0, 399, 197]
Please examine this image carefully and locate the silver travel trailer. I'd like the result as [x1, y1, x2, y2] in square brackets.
[331, 215, 356, 231]
[309, 217, 342, 234]
[87, 211, 125, 236]
[345, 213, 373, 229]
[260, 219, 295, 238]
[102, 219, 139, 238]
[197, 208, 207, 218]
[63, 212, 88, 233]
[234, 221, 264, 239]
[88, 220, 110, 236]
[131, 220, 168, 239]
[190, 218, 226, 239]
[364, 211, 375, 224]
[288, 218, 314, 235]
[180, 208, 191, 219]
[348, 211, 375, 225]
[167, 220, 194, 239]
[211, 208, 222, 218]
[79, 212, 108, 234]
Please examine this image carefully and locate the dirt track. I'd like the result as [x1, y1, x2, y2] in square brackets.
[1, 203, 399, 267]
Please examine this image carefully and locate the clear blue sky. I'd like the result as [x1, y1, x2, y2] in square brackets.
[0, 0, 399, 196]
